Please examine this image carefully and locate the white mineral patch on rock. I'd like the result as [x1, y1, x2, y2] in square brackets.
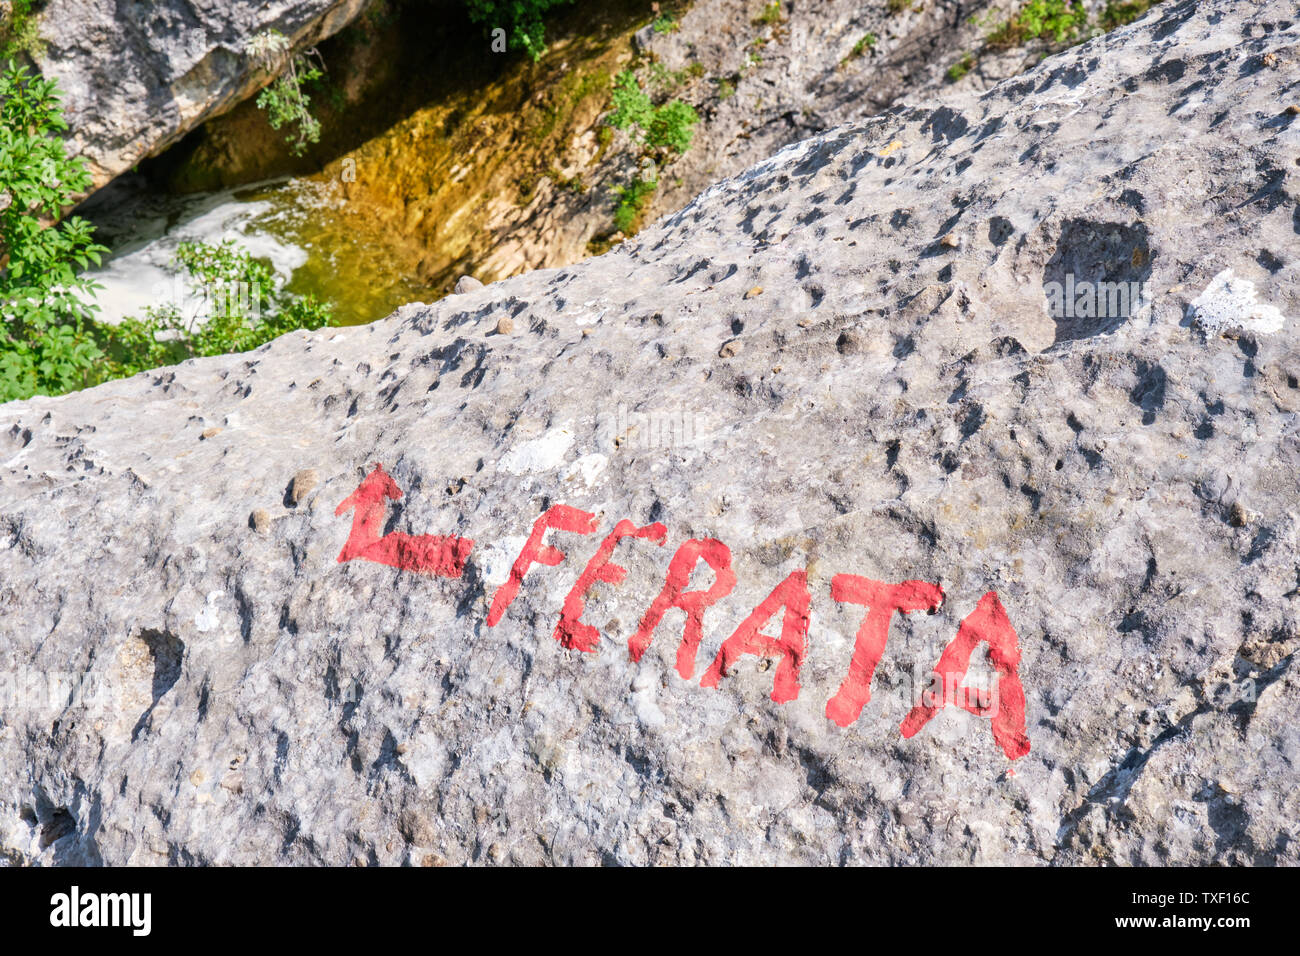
[498, 423, 576, 475]
[193, 591, 226, 633]
[1188, 269, 1288, 335]
[630, 670, 668, 730]
[401, 732, 446, 790]
[563, 453, 608, 490]
[480, 536, 528, 587]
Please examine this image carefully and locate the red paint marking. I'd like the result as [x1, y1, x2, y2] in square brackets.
[825, 577, 944, 728]
[555, 519, 667, 652]
[333, 465, 1035, 762]
[487, 505, 599, 627]
[701, 569, 811, 704]
[900, 591, 1031, 761]
[628, 538, 737, 680]
[335, 464, 473, 577]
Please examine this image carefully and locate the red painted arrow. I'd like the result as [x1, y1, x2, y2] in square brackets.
[335, 464, 473, 577]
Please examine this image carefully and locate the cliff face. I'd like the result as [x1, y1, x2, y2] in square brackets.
[149, 0, 1022, 295]
[3, 0, 1299, 865]
[26, 0, 370, 193]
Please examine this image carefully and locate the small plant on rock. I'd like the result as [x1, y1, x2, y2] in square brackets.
[604, 65, 698, 238]
[1101, 0, 1159, 30]
[652, 12, 679, 34]
[607, 70, 699, 157]
[946, 51, 975, 82]
[245, 30, 325, 156]
[466, 0, 575, 60]
[986, 0, 1089, 49]
[842, 32, 877, 65]
[754, 2, 782, 26]
[612, 176, 657, 235]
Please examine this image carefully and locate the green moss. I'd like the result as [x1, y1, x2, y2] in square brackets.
[842, 32, 877, 65]
[548, 167, 585, 192]
[1101, 0, 1159, 30]
[754, 2, 782, 26]
[946, 51, 975, 82]
[612, 175, 657, 234]
[986, 1, 1089, 49]
[1, 0, 46, 60]
[528, 64, 611, 148]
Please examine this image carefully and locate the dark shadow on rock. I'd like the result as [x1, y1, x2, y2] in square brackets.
[130, 628, 185, 741]
[1042, 218, 1154, 344]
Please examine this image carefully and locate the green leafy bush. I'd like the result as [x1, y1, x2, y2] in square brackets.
[608, 69, 654, 131]
[0, 65, 336, 402]
[466, 0, 575, 61]
[0, 63, 106, 402]
[102, 240, 336, 379]
[646, 99, 699, 154]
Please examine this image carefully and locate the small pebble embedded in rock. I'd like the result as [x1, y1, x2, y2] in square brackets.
[288, 469, 319, 506]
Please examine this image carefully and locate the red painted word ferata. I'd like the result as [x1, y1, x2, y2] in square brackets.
[334, 464, 1031, 761]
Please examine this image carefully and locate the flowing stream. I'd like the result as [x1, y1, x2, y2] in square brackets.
[77, 173, 432, 329]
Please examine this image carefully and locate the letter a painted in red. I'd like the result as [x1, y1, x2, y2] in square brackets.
[900, 591, 1031, 761]
[335, 464, 473, 577]
[701, 569, 811, 704]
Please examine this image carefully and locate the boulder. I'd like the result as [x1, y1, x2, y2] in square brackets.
[26, 0, 370, 193]
[1, 0, 1297, 865]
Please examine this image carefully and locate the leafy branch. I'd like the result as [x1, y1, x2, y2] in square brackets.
[244, 29, 326, 156]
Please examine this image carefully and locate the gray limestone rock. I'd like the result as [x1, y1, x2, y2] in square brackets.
[24, 0, 369, 192]
[1, 0, 1298, 865]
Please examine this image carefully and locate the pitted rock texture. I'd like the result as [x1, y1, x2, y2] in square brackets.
[25, 0, 369, 192]
[2, 0, 1299, 865]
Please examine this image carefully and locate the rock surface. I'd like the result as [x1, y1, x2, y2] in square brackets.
[3, 0, 1300, 865]
[26, 0, 369, 192]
